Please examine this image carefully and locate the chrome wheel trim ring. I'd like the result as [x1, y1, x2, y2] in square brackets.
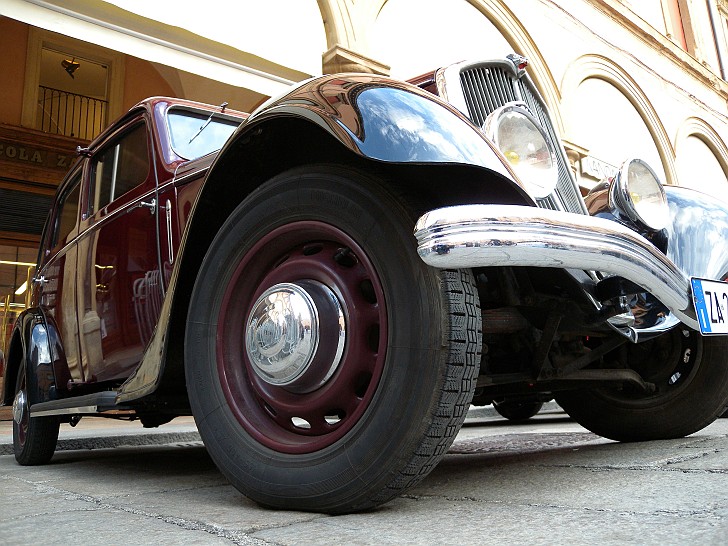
[13, 388, 27, 426]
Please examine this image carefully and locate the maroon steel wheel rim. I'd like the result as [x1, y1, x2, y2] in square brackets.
[216, 221, 388, 454]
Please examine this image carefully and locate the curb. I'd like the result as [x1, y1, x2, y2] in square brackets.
[0, 402, 567, 457]
[0, 430, 202, 456]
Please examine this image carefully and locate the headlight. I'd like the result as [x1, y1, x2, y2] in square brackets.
[483, 103, 558, 199]
[609, 158, 668, 231]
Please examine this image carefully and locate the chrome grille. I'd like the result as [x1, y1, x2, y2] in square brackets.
[455, 63, 586, 215]
[460, 67, 517, 124]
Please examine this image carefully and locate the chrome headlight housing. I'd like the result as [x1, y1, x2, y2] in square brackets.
[483, 103, 558, 199]
[609, 158, 669, 231]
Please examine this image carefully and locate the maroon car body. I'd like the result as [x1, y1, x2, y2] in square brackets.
[14, 98, 245, 403]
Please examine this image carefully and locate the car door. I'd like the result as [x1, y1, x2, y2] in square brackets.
[75, 118, 162, 384]
[35, 168, 84, 391]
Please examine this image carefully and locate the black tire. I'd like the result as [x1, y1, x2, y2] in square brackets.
[185, 165, 481, 513]
[556, 327, 728, 441]
[493, 398, 544, 422]
[13, 363, 59, 465]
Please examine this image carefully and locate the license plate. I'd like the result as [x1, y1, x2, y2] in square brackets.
[691, 278, 728, 334]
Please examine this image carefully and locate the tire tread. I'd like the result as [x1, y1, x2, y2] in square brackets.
[370, 269, 481, 506]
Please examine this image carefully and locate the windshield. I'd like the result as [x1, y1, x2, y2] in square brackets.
[167, 108, 241, 160]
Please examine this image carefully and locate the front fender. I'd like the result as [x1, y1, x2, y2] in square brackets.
[236, 73, 517, 179]
[665, 186, 728, 281]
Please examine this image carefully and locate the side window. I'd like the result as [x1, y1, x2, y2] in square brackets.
[51, 174, 82, 251]
[90, 122, 150, 214]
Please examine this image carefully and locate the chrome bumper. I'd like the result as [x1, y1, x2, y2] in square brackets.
[414, 205, 698, 331]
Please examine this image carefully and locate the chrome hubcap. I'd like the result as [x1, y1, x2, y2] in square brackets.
[245, 281, 346, 393]
[13, 389, 26, 425]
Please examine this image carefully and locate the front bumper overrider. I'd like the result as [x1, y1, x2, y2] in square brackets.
[414, 204, 699, 331]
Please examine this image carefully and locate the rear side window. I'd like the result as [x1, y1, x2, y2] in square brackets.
[90, 122, 149, 214]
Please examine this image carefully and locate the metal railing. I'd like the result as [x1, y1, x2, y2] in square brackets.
[37, 85, 107, 141]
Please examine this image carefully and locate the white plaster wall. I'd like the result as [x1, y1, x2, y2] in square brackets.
[508, 1, 727, 140]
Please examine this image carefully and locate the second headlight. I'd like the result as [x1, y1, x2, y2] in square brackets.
[609, 158, 669, 231]
[483, 102, 558, 199]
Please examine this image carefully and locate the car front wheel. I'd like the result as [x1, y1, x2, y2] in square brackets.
[556, 328, 728, 441]
[185, 165, 481, 513]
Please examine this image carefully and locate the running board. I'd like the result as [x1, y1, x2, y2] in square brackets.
[30, 391, 131, 417]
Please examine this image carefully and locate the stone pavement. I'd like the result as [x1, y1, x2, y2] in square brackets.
[1, 404, 727, 545]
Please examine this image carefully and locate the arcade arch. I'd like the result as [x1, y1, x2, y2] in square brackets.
[561, 55, 677, 186]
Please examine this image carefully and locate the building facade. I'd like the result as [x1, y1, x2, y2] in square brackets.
[1, 0, 727, 346]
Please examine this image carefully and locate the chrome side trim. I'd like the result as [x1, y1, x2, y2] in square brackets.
[171, 165, 210, 186]
[415, 205, 698, 331]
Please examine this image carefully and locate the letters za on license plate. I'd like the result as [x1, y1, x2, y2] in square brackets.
[691, 278, 728, 335]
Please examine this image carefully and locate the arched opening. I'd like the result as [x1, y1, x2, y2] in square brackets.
[676, 134, 728, 200]
[567, 77, 666, 184]
[371, 0, 513, 80]
[561, 55, 676, 187]
[370, 0, 564, 134]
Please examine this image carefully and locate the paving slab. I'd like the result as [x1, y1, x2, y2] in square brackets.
[1, 406, 727, 545]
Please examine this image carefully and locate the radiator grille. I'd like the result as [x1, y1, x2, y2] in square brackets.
[457, 64, 585, 214]
[460, 67, 517, 124]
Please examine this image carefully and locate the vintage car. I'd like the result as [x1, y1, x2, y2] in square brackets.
[3, 55, 728, 514]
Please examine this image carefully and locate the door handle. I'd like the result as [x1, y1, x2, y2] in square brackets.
[127, 198, 156, 215]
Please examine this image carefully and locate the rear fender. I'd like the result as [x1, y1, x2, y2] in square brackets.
[1, 309, 55, 407]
